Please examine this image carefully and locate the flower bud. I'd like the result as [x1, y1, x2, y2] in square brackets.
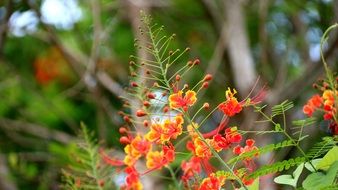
[187, 60, 193, 66]
[119, 127, 128, 134]
[143, 120, 149, 127]
[193, 59, 200, 65]
[119, 136, 130, 144]
[202, 82, 209, 88]
[163, 106, 169, 113]
[203, 103, 210, 110]
[136, 110, 147, 117]
[143, 101, 151, 107]
[123, 116, 131, 123]
[99, 180, 105, 187]
[147, 93, 156, 99]
[203, 74, 213, 81]
[130, 82, 138, 87]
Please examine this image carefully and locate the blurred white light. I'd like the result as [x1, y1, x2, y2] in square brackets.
[9, 11, 38, 37]
[41, 0, 82, 29]
[9, 0, 82, 36]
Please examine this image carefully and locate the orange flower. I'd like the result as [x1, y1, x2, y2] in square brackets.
[322, 90, 336, 120]
[161, 115, 184, 142]
[187, 122, 199, 140]
[124, 135, 152, 166]
[145, 123, 162, 143]
[323, 90, 334, 106]
[199, 173, 226, 190]
[194, 138, 212, 159]
[146, 151, 163, 169]
[145, 116, 184, 144]
[146, 144, 175, 170]
[219, 88, 242, 117]
[169, 90, 197, 111]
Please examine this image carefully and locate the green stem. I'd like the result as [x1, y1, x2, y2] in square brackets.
[166, 165, 179, 189]
[255, 108, 317, 172]
[320, 23, 338, 88]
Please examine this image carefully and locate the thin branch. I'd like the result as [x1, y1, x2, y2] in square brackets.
[0, 118, 74, 144]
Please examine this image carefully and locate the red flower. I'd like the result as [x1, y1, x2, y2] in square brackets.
[211, 127, 242, 152]
[124, 166, 143, 190]
[211, 134, 230, 151]
[329, 122, 338, 135]
[199, 173, 226, 190]
[303, 94, 323, 117]
[225, 127, 242, 143]
[181, 157, 202, 179]
[303, 104, 315, 117]
[219, 88, 242, 117]
[233, 139, 258, 160]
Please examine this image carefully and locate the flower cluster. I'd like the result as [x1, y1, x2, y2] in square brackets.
[303, 79, 337, 135]
[98, 18, 267, 189]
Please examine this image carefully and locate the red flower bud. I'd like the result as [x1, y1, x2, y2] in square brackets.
[99, 180, 105, 187]
[187, 60, 193, 66]
[163, 106, 169, 113]
[119, 136, 130, 144]
[143, 101, 151, 107]
[203, 103, 209, 110]
[147, 93, 156, 99]
[123, 116, 131, 123]
[136, 110, 147, 117]
[119, 127, 128, 134]
[143, 120, 149, 127]
[202, 82, 209, 88]
[193, 59, 200, 65]
[203, 74, 213, 81]
[130, 82, 138, 87]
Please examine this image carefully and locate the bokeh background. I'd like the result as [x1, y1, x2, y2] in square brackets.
[0, 0, 337, 189]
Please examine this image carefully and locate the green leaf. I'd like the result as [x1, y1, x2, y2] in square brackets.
[316, 146, 338, 171]
[274, 163, 304, 187]
[302, 161, 338, 190]
[271, 100, 294, 117]
[304, 159, 322, 172]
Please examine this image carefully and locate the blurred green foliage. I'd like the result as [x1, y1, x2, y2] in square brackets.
[0, 0, 337, 189]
